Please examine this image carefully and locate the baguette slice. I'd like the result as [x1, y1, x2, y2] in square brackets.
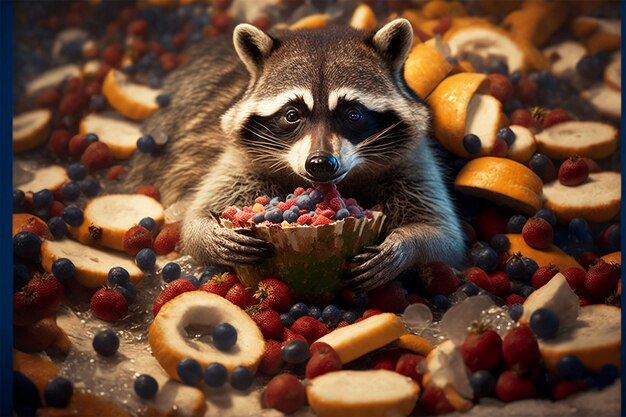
[102, 69, 162, 121]
[306, 369, 419, 417]
[15, 165, 68, 194]
[507, 124, 537, 163]
[13, 109, 52, 153]
[41, 238, 143, 288]
[70, 194, 164, 251]
[79, 112, 143, 160]
[25, 64, 81, 96]
[543, 171, 621, 223]
[581, 84, 621, 121]
[535, 121, 618, 160]
[148, 291, 266, 381]
[542, 41, 586, 78]
[314, 312, 407, 364]
[506, 233, 583, 271]
[604, 52, 620, 91]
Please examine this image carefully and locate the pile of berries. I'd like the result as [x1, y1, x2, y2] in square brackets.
[220, 183, 372, 228]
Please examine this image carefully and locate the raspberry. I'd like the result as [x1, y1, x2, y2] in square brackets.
[522, 217, 553, 249]
[531, 264, 559, 289]
[312, 215, 333, 226]
[558, 155, 589, 186]
[296, 214, 312, 225]
[327, 197, 345, 211]
[505, 293, 526, 306]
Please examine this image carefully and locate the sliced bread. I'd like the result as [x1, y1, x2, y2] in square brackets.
[535, 121, 618, 160]
[15, 165, 68, 194]
[102, 69, 162, 121]
[13, 109, 52, 153]
[79, 112, 143, 160]
[507, 124, 537, 163]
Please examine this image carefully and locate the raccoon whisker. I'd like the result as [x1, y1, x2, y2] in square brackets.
[356, 122, 403, 148]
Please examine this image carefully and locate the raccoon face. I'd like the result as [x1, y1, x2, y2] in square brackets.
[222, 19, 430, 184]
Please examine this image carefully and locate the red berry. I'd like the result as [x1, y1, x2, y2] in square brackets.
[259, 339, 284, 376]
[253, 278, 293, 314]
[101, 42, 124, 67]
[420, 385, 455, 415]
[262, 374, 306, 414]
[488, 73, 514, 103]
[160, 52, 178, 72]
[36, 89, 60, 108]
[509, 109, 542, 133]
[420, 262, 460, 296]
[395, 353, 425, 383]
[312, 215, 333, 226]
[152, 278, 197, 316]
[461, 324, 503, 372]
[13, 273, 64, 326]
[582, 157, 601, 173]
[106, 165, 125, 181]
[225, 283, 256, 309]
[522, 217, 553, 249]
[531, 264, 559, 289]
[199, 272, 239, 297]
[306, 342, 342, 379]
[488, 271, 511, 297]
[578, 251, 599, 269]
[122, 225, 153, 256]
[137, 185, 161, 201]
[552, 380, 579, 401]
[370, 348, 403, 371]
[502, 325, 541, 369]
[542, 108, 573, 128]
[496, 370, 537, 402]
[361, 308, 383, 319]
[516, 78, 538, 105]
[281, 327, 307, 344]
[505, 293, 526, 306]
[584, 260, 620, 301]
[475, 206, 509, 242]
[247, 305, 284, 340]
[58, 93, 84, 116]
[464, 267, 490, 291]
[91, 287, 129, 321]
[80, 141, 112, 171]
[367, 280, 408, 313]
[153, 222, 180, 255]
[48, 129, 72, 157]
[558, 156, 589, 186]
[127, 19, 148, 36]
[561, 267, 586, 292]
[290, 316, 329, 345]
[68, 134, 92, 158]
[252, 16, 272, 30]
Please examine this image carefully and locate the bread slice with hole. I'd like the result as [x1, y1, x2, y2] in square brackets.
[14, 165, 68, 194]
[79, 112, 143, 160]
[306, 369, 419, 417]
[41, 238, 143, 288]
[542, 40, 586, 78]
[13, 109, 52, 153]
[535, 121, 618, 160]
[102, 69, 162, 121]
[543, 171, 621, 223]
[69, 194, 164, 251]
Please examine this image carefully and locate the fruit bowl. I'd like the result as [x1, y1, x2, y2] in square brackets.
[221, 211, 385, 304]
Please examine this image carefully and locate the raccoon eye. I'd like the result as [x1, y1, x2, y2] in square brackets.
[346, 108, 362, 122]
[284, 108, 301, 124]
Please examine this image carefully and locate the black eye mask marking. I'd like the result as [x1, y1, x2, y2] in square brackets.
[333, 100, 406, 145]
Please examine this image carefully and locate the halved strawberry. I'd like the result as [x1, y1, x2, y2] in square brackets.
[13, 273, 64, 326]
[152, 278, 197, 316]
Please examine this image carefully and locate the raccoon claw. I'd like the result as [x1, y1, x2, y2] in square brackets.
[206, 227, 274, 266]
[345, 242, 407, 292]
[348, 246, 379, 263]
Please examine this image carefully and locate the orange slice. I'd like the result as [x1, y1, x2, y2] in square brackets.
[289, 14, 328, 30]
[404, 40, 453, 99]
[102, 69, 162, 121]
[389, 333, 434, 357]
[12, 213, 51, 238]
[79, 112, 143, 160]
[349, 3, 377, 31]
[455, 157, 543, 216]
[13, 109, 52, 153]
[506, 233, 583, 271]
[601, 251, 621, 265]
[502, 0, 568, 48]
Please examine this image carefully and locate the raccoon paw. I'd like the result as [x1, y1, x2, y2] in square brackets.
[201, 227, 274, 267]
[344, 240, 409, 292]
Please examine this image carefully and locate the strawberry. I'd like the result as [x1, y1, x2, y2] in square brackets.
[68, 134, 92, 158]
[579, 297, 592, 306]
[306, 342, 342, 379]
[152, 278, 197, 316]
[259, 339, 284, 375]
[584, 260, 620, 301]
[561, 267, 586, 292]
[367, 280, 408, 313]
[551, 380, 579, 401]
[153, 222, 181, 255]
[106, 165, 125, 181]
[247, 305, 284, 340]
[371, 348, 404, 370]
[505, 293, 526, 306]
[582, 157, 601, 173]
[361, 308, 383, 319]
[122, 225, 153, 256]
[48, 129, 72, 157]
[281, 327, 307, 344]
[502, 325, 541, 369]
[253, 278, 293, 314]
[509, 108, 541, 133]
[90, 287, 128, 322]
[531, 264, 559, 289]
[461, 323, 503, 372]
[199, 272, 239, 297]
[290, 316, 329, 345]
[225, 283, 255, 309]
[496, 370, 537, 402]
[516, 78, 538, 105]
[420, 262, 460, 296]
[312, 215, 333, 226]
[81, 142, 112, 171]
[13, 273, 64, 326]
[15, 216, 53, 240]
[464, 267, 490, 291]
[558, 155, 589, 186]
[420, 385, 455, 415]
[336, 320, 350, 328]
[542, 108, 573, 128]
[522, 217, 553, 249]
[578, 251, 599, 269]
[488, 271, 511, 297]
[395, 353, 425, 383]
[488, 73, 514, 103]
[137, 185, 161, 201]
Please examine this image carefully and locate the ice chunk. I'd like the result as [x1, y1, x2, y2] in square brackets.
[439, 295, 494, 345]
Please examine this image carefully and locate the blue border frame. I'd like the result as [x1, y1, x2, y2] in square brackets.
[1, 1, 14, 415]
[621, 2, 625, 415]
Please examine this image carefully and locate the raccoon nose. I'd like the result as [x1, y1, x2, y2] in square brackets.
[305, 151, 339, 181]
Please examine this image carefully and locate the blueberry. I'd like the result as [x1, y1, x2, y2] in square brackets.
[607, 224, 620, 248]
[576, 55, 603, 80]
[528, 153, 551, 178]
[14, 263, 31, 292]
[510, 281, 525, 295]
[280, 312, 294, 327]
[122, 63, 137, 74]
[289, 302, 309, 319]
[185, 275, 201, 288]
[269, 196, 281, 206]
[471, 243, 498, 273]
[490, 234, 510, 254]
[252, 212, 266, 224]
[504, 257, 526, 281]
[84, 133, 99, 142]
[283, 209, 298, 223]
[556, 355, 585, 380]
[281, 340, 310, 364]
[265, 208, 283, 224]
[107, 266, 130, 287]
[116, 282, 137, 304]
[507, 214, 527, 233]
[92, 329, 120, 356]
[156, 93, 171, 107]
[459, 281, 479, 296]
[295, 195, 315, 211]
[137, 134, 157, 153]
[67, 163, 87, 181]
[309, 189, 324, 203]
[308, 306, 322, 319]
[13, 189, 26, 212]
[80, 177, 100, 198]
[503, 98, 524, 113]
[62, 206, 84, 227]
[530, 308, 559, 339]
[161, 262, 181, 282]
[521, 257, 538, 280]
[462, 133, 481, 155]
[230, 366, 255, 390]
[321, 305, 341, 326]
[203, 362, 228, 387]
[431, 294, 450, 310]
[508, 303, 523, 322]
[335, 208, 350, 221]
[14, 371, 42, 415]
[13, 232, 42, 259]
[44, 377, 73, 408]
[496, 127, 516, 146]
[90, 94, 107, 111]
[177, 358, 203, 386]
[341, 310, 359, 324]
[139, 217, 157, 232]
[520, 285, 534, 298]
[584, 374, 600, 390]
[599, 364, 619, 386]
[488, 58, 508, 75]
[535, 208, 557, 227]
[32, 189, 54, 211]
[147, 75, 162, 88]
[469, 370, 496, 398]
[136, 248, 157, 270]
[213, 322, 237, 351]
[51, 258, 76, 282]
[47, 216, 67, 240]
[134, 374, 159, 399]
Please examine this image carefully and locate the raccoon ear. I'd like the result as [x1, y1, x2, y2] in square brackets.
[233, 23, 275, 77]
[371, 19, 413, 69]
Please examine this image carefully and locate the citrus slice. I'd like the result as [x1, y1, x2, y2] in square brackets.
[69, 194, 164, 251]
[404, 40, 453, 99]
[349, 3, 377, 31]
[14, 165, 68, 194]
[543, 171, 621, 224]
[507, 124, 537, 163]
[148, 291, 266, 381]
[315, 313, 407, 365]
[102, 69, 162, 121]
[501, 0, 568, 48]
[12, 213, 52, 239]
[306, 369, 419, 417]
[520, 273, 579, 326]
[41, 238, 143, 288]
[534, 121, 618, 160]
[13, 109, 52, 153]
[79, 112, 143, 159]
[506, 233, 583, 271]
[455, 157, 543, 216]
[601, 251, 621, 265]
[289, 14, 328, 30]
[389, 333, 434, 357]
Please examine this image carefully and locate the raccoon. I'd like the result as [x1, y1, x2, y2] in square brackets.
[126, 19, 466, 292]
